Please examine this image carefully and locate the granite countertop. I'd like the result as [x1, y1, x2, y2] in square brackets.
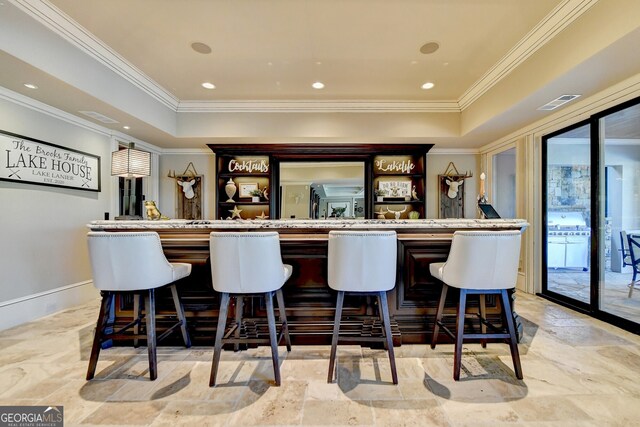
[88, 218, 528, 230]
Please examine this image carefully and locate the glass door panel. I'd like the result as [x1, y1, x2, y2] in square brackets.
[599, 102, 640, 323]
[492, 147, 516, 218]
[545, 124, 592, 304]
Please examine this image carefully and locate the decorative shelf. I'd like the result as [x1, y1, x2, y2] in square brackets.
[374, 200, 423, 205]
[218, 172, 270, 178]
[220, 201, 270, 206]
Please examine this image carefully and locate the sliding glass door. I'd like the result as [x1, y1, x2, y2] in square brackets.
[542, 97, 640, 333]
[543, 122, 592, 307]
[598, 102, 640, 325]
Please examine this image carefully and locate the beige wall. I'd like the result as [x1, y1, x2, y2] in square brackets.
[0, 96, 111, 306]
[159, 153, 215, 219]
[427, 153, 480, 219]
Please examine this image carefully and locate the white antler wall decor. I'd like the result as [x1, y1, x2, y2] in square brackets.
[168, 162, 203, 219]
[177, 179, 196, 199]
[439, 162, 473, 219]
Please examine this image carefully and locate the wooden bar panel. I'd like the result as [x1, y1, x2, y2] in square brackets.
[100, 223, 524, 346]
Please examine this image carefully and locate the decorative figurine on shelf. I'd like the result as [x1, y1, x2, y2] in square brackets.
[225, 178, 237, 202]
[144, 201, 169, 220]
[375, 207, 387, 219]
[262, 186, 269, 201]
[250, 188, 262, 202]
[374, 189, 386, 202]
[229, 205, 243, 219]
[256, 211, 268, 220]
[411, 185, 419, 201]
[387, 206, 407, 220]
[409, 211, 420, 219]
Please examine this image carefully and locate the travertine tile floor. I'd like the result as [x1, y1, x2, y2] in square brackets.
[548, 269, 640, 323]
[1, 293, 640, 426]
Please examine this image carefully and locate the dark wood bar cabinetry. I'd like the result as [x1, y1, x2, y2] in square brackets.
[88, 219, 527, 346]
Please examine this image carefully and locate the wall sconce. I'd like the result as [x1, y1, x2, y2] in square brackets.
[111, 143, 150, 219]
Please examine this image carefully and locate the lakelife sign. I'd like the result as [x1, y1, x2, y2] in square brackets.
[0, 130, 100, 192]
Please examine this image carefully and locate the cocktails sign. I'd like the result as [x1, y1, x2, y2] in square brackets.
[0, 130, 101, 191]
[228, 158, 269, 173]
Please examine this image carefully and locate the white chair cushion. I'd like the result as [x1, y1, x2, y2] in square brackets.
[327, 231, 397, 292]
[88, 232, 191, 291]
[210, 232, 290, 293]
[171, 263, 192, 281]
[429, 262, 446, 281]
[432, 230, 522, 290]
[284, 264, 293, 281]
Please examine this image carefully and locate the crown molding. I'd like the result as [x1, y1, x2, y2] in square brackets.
[0, 85, 111, 136]
[458, 0, 598, 111]
[480, 72, 640, 150]
[161, 148, 213, 155]
[429, 148, 479, 155]
[8, 0, 596, 116]
[177, 100, 461, 113]
[10, 0, 179, 111]
[0, 86, 163, 153]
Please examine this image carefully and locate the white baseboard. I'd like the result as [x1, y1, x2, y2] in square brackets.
[0, 281, 99, 331]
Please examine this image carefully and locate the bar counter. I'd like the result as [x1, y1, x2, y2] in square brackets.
[88, 219, 528, 346]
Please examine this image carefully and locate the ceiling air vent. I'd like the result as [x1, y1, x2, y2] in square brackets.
[537, 94, 581, 111]
[79, 110, 119, 124]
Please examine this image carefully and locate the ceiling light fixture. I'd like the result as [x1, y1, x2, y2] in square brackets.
[537, 94, 581, 111]
[123, 126, 130, 130]
[312, 81, 325, 89]
[191, 42, 212, 54]
[23, 83, 38, 89]
[421, 82, 435, 90]
[202, 82, 216, 89]
[420, 42, 440, 54]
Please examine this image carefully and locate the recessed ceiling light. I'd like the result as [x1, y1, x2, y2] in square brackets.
[23, 83, 38, 89]
[123, 126, 130, 130]
[191, 42, 212, 54]
[312, 81, 325, 89]
[202, 82, 216, 89]
[420, 42, 440, 55]
[421, 82, 435, 90]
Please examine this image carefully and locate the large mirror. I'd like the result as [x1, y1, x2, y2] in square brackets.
[279, 162, 365, 219]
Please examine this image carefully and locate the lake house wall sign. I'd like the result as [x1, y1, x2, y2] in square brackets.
[0, 130, 101, 192]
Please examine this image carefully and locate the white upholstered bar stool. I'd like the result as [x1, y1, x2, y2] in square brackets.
[430, 230, 523, 380]
[327, 230, 398, 384]
[86, 231, 192, 381]
[209, 232, 292, 387]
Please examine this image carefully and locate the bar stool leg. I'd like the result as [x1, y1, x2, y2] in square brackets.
[431, 284, 448, 349]
[265, 291, 281, 386]
[234, 296, 244, 352]
[86, 292, 112, 380]
[500, 289, 523, 379]
[276, 289, 292, 352]
[170, 284, 191, 348]
[328, 291, 345, 383]
[379, 291, 398, 384]
[453, 289, 467, 381]
[133, 294, 142, 348]
[144, 289, 158, 381]
[210, 292, 230, 387]
[479, 294, 487, 349]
